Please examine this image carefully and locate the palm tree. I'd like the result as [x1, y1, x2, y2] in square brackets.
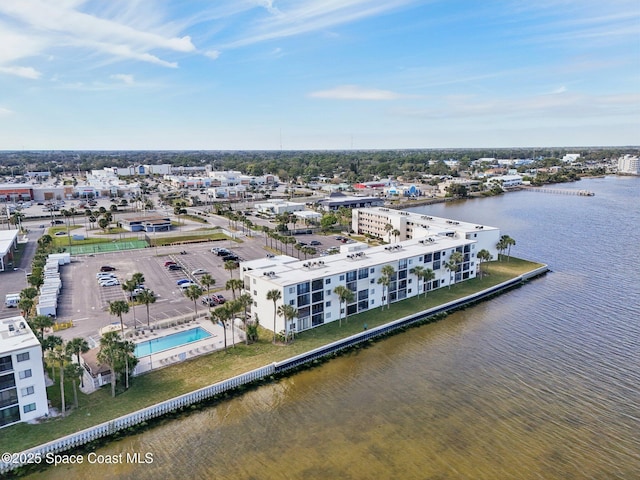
[200, 274, 215, 294]
[184, 285, 203, 319]
[409, 265, 426, 297]
[225, 300, 243, 347]
[476, 249, 493, 279]
[266, 289, 282, 343]
[333, 285, 355, 327]
[211, 307, 230, 352]
[377, 265, 396, 310]
[48, 343, 69, 417]
[65, 337, 89, 387]
[236, 293, 253, 345]
[384, 223, 393, 242]
[224, 260, 239, 278]
[18, 297, 34, 319]
[445, 251, 464, 289]
[392, 228, 401, 243]
[97, 331, 120, 397]
[277, 303, 298, 343]
[502, 235, 516, 261]
[29, 314, 55, 342]
[66, 356, 84, 405]
[131, 272, 145, 287]
[65, 362, 84, 409]
[108, 300, 130, 334]
[137, 289, 157, 329]
[226, 278, 244, 300]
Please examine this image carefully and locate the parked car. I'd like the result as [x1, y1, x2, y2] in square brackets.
[168, 264, 182, 271]
[100, 265, 116, 272]
[210, 293, 226, 304]
[96, 273, 116, 279]
[201, 294, 225, 307]
[221, 254, 239, 262]
[99, 279, 120, 287]
[191, 268, 207, 275]
[176, 279, 191, 285]
[201, 296, 216, 307]
[216, 249, 231, 256]
[164, 261, 177, 267]
[310, 240, 322, 246]
[51, 220, 64, 225]
[179, 282, 198, 290]
[54, 231, 66, 236]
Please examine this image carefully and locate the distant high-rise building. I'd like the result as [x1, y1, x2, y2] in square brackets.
[617, 155, 640, 175]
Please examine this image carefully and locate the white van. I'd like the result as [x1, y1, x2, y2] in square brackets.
[5, 293, 20, 308]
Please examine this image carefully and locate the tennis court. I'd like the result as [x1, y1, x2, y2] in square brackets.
[69, 239, 148, 255]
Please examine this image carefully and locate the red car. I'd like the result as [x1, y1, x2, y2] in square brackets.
[164, 261, 177, 267]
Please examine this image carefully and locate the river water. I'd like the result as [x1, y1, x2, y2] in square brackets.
[26, 176, 640, 480]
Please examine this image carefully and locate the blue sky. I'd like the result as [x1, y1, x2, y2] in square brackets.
[0, 0, 638, 150]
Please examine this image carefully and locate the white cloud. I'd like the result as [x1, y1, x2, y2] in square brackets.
[205, 50, 221, 60]
[310, 85, 409, 100]
[220, 0, 418, 48]
[0, 106, 14, 116]
[111, 73, 134, 85]
[0, 0, 194, 73]
[551, 86, 567, 94]
[0, 65, 41, 79]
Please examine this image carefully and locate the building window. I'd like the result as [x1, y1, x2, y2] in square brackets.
[0, 356, 12, 373]
[289, 287, 295, 294]
[19, 369, 32, 380]
[325, 301, 331, 307]
[16, 352, 30, 362]
[23, 403, 36, 413]
[325, 278, 331, 284]
[0, 389, 18, 408]
[289, 300, 295, 306]
[253, 290, 257, 296]
[21, 386, 34, 397]
[339, 275, 345, 281]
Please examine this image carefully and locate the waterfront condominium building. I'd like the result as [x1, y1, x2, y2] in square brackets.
[352, 207, 500, 258]
[0, 316, 49, 429]
[241, 232, 484, 337]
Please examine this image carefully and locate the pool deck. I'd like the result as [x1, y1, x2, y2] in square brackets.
[132, 317, 246, 375]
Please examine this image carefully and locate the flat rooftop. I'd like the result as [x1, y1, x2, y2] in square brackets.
[243, 235, 474, 287]
[0, 316, 40, 354]
[358, 207, 499, 233]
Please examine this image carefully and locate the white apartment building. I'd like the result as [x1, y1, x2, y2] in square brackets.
[352, 207, 500, 258]
[488, 174, 523, 188]
[241, 234, 479, 337]
[617, 155, 640, 175]
[0, 316, 48, 429]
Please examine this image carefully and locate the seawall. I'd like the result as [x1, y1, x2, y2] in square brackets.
[1, 264, 549, 476]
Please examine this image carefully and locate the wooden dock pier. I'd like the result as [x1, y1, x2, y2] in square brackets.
[521, 186, 595, 196]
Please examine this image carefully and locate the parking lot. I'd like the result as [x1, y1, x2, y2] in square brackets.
[1, 207, 351, 346]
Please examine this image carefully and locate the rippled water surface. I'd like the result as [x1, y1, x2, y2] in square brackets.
[28, 177, 640, 479]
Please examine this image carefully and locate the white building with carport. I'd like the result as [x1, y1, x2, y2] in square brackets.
[0, 230, 19, 272]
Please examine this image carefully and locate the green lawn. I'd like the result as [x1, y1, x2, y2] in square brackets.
[0, 257, 544, 453]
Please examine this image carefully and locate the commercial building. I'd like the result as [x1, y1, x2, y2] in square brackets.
[487, 174, 523, 188]
[0, 316, 49, 429]
[255, 199, 305, 215]
[316, 192, 384, 211]
[351, 207, 500, 259]
[241, 232, 482, 337]
[121, 216, 172, 232]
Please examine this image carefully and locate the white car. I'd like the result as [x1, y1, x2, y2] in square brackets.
[179, 282, 198, 290]
[96, 273, 116, 279]
[100, 279, 120, 287]
[191, 268, 207, 275]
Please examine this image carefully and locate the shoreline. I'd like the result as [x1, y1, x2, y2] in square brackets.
[1, 260, 549, 477]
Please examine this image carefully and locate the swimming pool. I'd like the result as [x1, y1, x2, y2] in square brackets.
[134, 327, 212, 357]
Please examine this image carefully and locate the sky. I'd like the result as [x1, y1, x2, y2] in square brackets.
[0, 0, 638, 150]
